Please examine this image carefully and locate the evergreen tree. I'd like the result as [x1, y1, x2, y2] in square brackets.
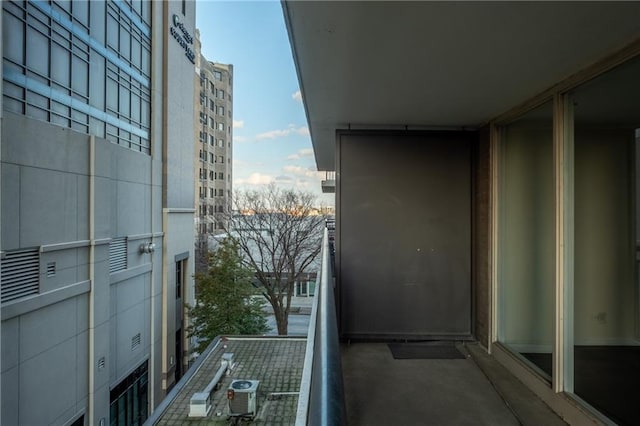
[188, 238, 268, 354]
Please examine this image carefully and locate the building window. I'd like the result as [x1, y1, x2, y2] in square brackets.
[217, 122, 224, 131]
[210, 188, 214, 198]
[218, 139, 224, 147]
[217, 89, 225, 100]
[69, 415, 84, 426]
[3, 1, 152, 153]
[210, 153, 215, 163]
[176, 260, 183, 299]
[110, 361, 148, 426]
[218, 172, 224, 180]
[213, 71, 222, 81]
[218, 155, 224, 163]
[563, 57, 640, 425]
[218, 106, 225, 116]
[209, 170, 215, 180]
[497, 101, 554, 382]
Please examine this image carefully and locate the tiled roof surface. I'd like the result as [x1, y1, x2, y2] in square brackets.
[155, 336, 306, 425]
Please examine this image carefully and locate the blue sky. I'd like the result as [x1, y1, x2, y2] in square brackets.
[196, 1, 334, 207]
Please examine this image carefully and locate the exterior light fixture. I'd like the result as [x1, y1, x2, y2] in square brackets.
[139, 242, 156, 254]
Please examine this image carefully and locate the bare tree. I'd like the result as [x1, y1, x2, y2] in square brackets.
[225, 184, 324, 335]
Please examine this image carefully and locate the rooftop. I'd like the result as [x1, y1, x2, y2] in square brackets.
[150, 336, 306, 425]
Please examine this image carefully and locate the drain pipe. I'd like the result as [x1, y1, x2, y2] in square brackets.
[88, 135, 96, 424]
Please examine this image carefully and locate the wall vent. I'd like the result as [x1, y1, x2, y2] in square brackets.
[46, 261, 56, 277]
[1, 248, 40, 303]
[109, 237, 127, 274]
[98, 357, 106, 370]
[131, 333, 141, 351]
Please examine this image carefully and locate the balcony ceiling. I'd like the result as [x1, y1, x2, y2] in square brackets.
[282, 1, 640, 170]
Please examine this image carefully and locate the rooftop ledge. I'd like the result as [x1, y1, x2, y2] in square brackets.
[146, 336, 307, 425]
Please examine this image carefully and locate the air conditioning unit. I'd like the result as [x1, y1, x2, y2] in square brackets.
[227, 380, 259, 418]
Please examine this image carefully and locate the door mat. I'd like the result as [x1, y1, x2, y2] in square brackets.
[388, 342, 466, 359]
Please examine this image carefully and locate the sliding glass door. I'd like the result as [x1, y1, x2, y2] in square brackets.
[498, 101, 555, 381]
[568, 56, 640, 426]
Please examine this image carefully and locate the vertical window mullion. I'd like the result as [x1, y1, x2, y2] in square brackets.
[556, 93, 575, 394]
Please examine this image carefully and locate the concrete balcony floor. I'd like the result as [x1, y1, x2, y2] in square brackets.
[341, 342, 567, 426]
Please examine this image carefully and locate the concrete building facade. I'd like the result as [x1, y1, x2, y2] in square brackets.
[1, 1, 196, 424]
[193, 30, 233, 246]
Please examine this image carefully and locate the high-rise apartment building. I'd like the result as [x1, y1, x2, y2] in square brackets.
[1, 1, 196, 424]
[193, 30, 233, 247]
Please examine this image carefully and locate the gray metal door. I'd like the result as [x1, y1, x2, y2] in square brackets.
[338, 131, 473, 339]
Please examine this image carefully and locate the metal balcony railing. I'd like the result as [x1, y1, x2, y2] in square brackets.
[296, 226, 346, 426]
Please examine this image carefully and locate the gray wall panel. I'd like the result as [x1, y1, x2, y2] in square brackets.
[1, 318, 19, 372]
[2, 367, 19, 425]
[76, 330, 89, 410]
[114, 300, 146, 381]
[1, 162, 20, 250]
[93, 322, 110, 390]
[20, 167, 78, 247]
[20, 338, 77, 425]
[116, 180, 148, 236]
[338, 131, 473, 338]
[19, 297, 77, 362]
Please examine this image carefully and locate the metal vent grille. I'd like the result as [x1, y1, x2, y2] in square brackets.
[109, 237, 127, 274]
[229, 392, 251, 415]
[98, 357, 106, 370]
[1, 248, 40, 303]
[131, 333, 141, 351]
[46, 262, 56, 277]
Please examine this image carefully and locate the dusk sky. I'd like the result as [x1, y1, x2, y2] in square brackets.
[196, 1, 334, 207]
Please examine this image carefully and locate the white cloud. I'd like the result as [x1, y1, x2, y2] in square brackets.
[233, 120, 244, 129]
[292, 90, 302, 103]
[299, 148, 314, 157]
[275, 175, 294, 183]
[296, 126, 310, 136]
[256, 129, 292, 140]
[286, 148, 314, 160]
[282, 165, 324, 179]
[255, 125, 310, 141]
[236, 173, 274, 185]
[234, 136, 249, 143]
